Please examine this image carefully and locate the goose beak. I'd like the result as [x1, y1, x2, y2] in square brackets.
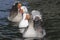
[25, 14, 30, 20]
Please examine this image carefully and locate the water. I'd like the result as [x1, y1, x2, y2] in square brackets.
[0, 0, 60, 40]
[0, 0, 14, 27]
[0, 0, 26, 40]
[0, 0, 32, 40]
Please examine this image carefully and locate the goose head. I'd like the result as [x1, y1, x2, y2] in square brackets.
[21, 6, 30, 20]
[17, 3, 24, 14]
[17, 3, 22, 9]
[21, 6, 28, 13]
[17, 3, 28, 14]
[31, 10, 43, 21]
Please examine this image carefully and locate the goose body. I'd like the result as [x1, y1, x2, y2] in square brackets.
[20, 10, 46, 39]
[8, 12, 22, 22]
[23, 20, 45, 39]
[23, 20, 37, 38]
[19, 13, 29, 28]
[8, 3, 23, 22]
[19, 13, 30, 33]
[18, 6, 30, 33]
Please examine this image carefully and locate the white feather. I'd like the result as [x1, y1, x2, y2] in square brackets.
[19, 6, 29, 28]
[19, 19, 28, 28]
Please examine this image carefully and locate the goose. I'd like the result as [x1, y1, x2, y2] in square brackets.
[18, 6, 30, 33]
[8, 3, 23, 23]
[31, 10, 46, 37]
[23, 19, 45, 40]
[23, 10, 46, 40]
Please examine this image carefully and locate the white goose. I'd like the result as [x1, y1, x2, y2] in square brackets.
[31, 10, 46, 38]
[22, 10, 46, 40]
[19, 6, 30, 33]
[8, 3, 23, 23]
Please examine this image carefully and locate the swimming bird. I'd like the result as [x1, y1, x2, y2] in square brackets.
[8, 2, 23, 23]
[18, 6, 30, 33]
[30, 10, 46, 40]
[23, 10, 46, 40]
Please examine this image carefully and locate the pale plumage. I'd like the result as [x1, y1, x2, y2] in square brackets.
[23, 20, 45, 39]
[8, 3, 23, 23]
[18, 6, 30, 33]
[20, 10, 46, 39]
[31, 10, 46, 39]
[19, 13, 29, 28]
[23, 20, 37, 38]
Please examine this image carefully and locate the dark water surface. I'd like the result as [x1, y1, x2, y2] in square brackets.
[0, 0, 24, 40]
[0, 0, 60, 40]
[30, 0, 60, 40]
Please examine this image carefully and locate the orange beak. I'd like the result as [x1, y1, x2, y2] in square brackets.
[25, 14, 30, 20]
